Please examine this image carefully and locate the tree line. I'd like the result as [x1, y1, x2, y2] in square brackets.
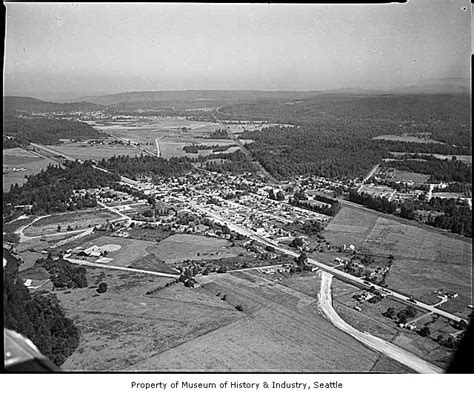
[3, 248, 80, 367]
[4, 160, 120, 216]
[381, 157, 472, 183]
[3, 113, 104, 146]
[348, 190, 471, 237]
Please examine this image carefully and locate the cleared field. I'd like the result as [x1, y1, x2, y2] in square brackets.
[45, 141, 147, 161]
[325, 205, 472, 320]
[373, 135, 446, 144]
[3, 148, 56, 191]
[391, 169, 430, 184]
[432, 192, 466, 200]
[148, 234, 240, 264]
[324, 206, 379, 247]
[23, 209, 120, 237]
[58, 268, 240, 371]
[129, 272, 385, 372]
[390, 152, 472, 164]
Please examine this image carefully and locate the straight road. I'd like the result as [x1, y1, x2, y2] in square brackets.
[64, 255, 179, 279]
[357, 163, 380, 193]
[318, 272, 443, 374]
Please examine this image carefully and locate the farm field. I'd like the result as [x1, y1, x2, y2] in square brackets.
[148, 234, 243, 264]
[23, 209, 121, 237]
[3, 147, 57, 191]
[324, 206, 379, 247]
[58, 268, 241, 371]
[390, 152, 472, 164]
[129, 272, 407, 372]
[387, 169, 430, 183]
[373, 135, 446, 144]
[45, 140, 147, 161]
[324, 206, 472, 320]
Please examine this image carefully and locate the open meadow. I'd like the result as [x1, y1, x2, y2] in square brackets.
[373, 135, 446, 145]
[147, 234, 243, 264]
[45, 140, 147, 161]
[57, 268, 241, 371]
[128, 272, 408, 372]
[3, 147, 57, 191]
[23, 209, 121, 237]
[325, 206, 472, 319]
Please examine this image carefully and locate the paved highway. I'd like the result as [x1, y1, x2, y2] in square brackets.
[318, 272, 443, 374]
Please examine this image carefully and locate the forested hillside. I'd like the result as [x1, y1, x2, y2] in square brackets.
[219, 94, 471, 147]
[3, 160, 120, 216]
[3, 113, 104, 146]
[3, 248, 80, 367]
[230, 94, 471, 180]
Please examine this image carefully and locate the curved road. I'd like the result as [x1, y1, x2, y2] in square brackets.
[318, 272, 443, 374]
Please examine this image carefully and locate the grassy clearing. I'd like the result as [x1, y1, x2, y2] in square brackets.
[324, 206, 379, 247]
[129, 272, 383, 372]
[3, 148, 56, 191]
[391, 169, 430, 183]
[24, 210, 120, 237]
[58, 268, 240, 371]
[373, 135, 445, 144]
[147, 234, 237, 264]
[130, 253, 178, 274]
[45, 142, 146, 161]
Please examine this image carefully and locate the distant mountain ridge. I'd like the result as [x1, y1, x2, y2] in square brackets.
[77, 90, 323, 107]
[3, 96, 104, 112]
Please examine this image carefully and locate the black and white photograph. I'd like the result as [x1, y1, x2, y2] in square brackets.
[2, 0, 472, 384]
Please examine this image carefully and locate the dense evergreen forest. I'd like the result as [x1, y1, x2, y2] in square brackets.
[219, 94, 471, 147]
[348, 190, 471, 237]
[99, 151, 257, 180]
[241, 126, 387, 179]
[3, 249, 80, 367]
[3, 113, 104, 146]
[204, 150, 256, 174]
[98, 154, 194, 180]
[221, 94, 471, 180]
[3, 160, 120, 216]
[381, 157, 472, 183]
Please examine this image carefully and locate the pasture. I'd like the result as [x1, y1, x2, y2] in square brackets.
[147, 233, 240, 264]
[45, 140, 147, 161]
[129, 272, 403, 372]
[324, 205, 472, 320]
[23, 209, 120, 237]
[3, 148, 56, 191]
[391, 169, 430, 184]
[373, 135, 446, 145]
[58, 268, 241, 371]
[390, 152, 472, 164]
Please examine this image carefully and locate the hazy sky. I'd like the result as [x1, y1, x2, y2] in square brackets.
[4, 1, 471, 100]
